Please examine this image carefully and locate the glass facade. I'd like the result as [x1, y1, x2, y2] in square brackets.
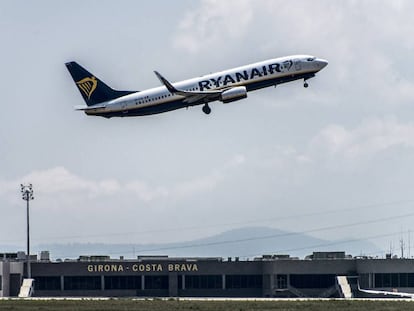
[290, 274, 336, 288]
[105, 276, 142, 290]
[64, 276, 101, 290]
[276, 274, 288, 289]
[144, 276, 168, 290]
[35, 276, 61, 291]
[225, 275, 263, 289]
[375, 273, 414, 288]
[185, 275, 222, 289]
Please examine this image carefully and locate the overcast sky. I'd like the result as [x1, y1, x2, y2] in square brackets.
[1, 0, 414, 258]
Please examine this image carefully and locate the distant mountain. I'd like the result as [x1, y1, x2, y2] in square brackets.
[32, 227, 382, 260]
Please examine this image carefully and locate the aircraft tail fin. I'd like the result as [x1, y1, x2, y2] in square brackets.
[65, 62, 136, 106]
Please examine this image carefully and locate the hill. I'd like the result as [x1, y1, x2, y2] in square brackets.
[31, 226, 381, 260]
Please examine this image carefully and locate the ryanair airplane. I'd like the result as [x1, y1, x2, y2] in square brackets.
[65, 55, 328, 118]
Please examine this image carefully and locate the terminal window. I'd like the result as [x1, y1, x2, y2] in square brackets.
[35, 276, 61, 291]
[359, 274, 370, 288]
[290, 274, 336, 289]
[276, 274, 288, 289]
[144, 276, 168, 290]
[375, 273, 414, 288]
[185, 275, 222, 289]
[64, 276, 101, 290]
[105, 276, 142, 290]
[225, 275, 263, 289]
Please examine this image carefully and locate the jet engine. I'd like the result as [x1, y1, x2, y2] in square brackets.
[220, 86, 247, 103]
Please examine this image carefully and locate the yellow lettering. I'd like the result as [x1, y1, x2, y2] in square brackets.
[164, 263, 200, 272]
[85, 264, 126, 273]
[88, 262, 198, 273]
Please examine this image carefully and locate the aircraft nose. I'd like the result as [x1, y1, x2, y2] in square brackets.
[316, 58, 328, 70]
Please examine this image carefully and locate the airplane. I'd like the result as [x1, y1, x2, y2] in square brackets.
[65, 55, 328, 118]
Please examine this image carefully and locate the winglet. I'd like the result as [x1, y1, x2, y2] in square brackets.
[154, 71, 179, 94]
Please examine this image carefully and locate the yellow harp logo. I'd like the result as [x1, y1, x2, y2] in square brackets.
[76, 76, 98, 99]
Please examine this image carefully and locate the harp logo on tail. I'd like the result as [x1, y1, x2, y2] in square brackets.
[76, 76, 98, 99]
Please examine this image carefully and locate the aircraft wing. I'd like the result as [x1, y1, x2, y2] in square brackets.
[358, 283, 414, 298]
[154, 71, 222, 104]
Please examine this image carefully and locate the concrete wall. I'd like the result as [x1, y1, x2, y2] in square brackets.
[0, 262, 3, 297]
[0, 261, 23, 297]
[356, 258, 414, 273]
[0, 262, 10, 297]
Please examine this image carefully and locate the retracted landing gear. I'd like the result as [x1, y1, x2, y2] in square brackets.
[202, 104, 211, 115]
[304, 79, 309, 88]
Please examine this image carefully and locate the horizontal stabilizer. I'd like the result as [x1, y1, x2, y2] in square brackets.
[74, 104, 107, 111]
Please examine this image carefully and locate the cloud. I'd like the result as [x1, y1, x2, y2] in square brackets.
[172, 171, 222, 199]
[243, 117, 414, 177]
[310, 117, 414, 160]
[16, 166, 120, 197]
[0, 155, 246, 206]
[172, 0, 253, 53]
[0, 167, 123, 207]
[125, 181, 168, 202]
[173, 0, 414, 106]
[166, 154, 245, 200]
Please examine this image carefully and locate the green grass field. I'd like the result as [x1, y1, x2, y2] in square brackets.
[0, 299, 413, 311]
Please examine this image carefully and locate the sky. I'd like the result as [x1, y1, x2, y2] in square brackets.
[1, 0, 414, 258]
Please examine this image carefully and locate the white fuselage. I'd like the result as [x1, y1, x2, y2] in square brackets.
[82, 55, 327, 117]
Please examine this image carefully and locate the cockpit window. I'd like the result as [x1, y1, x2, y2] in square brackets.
[307, 57, 316, 61]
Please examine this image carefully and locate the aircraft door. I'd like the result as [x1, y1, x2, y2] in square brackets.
[294, 60, 302, 71]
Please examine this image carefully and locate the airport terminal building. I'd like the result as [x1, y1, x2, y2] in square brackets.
[2, 251, 414, 298]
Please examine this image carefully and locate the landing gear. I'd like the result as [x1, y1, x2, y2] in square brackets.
[304, 79, 309, 88]
[202, 104, 211, 115]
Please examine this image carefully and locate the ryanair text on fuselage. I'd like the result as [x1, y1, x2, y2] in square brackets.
[65, 55, 328, 117]
[198, 60, 293, 91]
